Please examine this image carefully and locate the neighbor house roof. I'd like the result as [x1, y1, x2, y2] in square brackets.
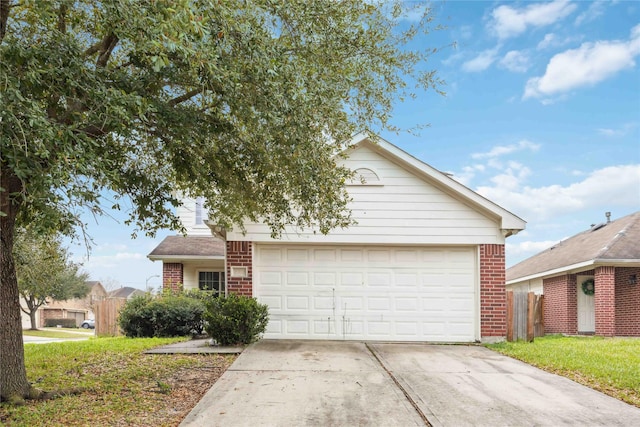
[109, 287, 146, 299]
[147, 235, 225, 261]
[507, 211, 640, 283]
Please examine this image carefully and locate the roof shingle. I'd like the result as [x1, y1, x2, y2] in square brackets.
[507, 211, 640, 282]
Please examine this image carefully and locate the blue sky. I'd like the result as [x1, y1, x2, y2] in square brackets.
[70, 1, 640, 291]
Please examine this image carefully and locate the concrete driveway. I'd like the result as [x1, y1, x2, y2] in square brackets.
[180, 340, 640, 427]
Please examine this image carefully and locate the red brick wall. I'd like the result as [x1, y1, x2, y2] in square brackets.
[543, 274, 577, 334]
[595, 266, 616, 337]
[226, 241, 253, 297]
[615, 267, 640, 336]
[479, 244, 506, 338]
[163, 262, 184, 292]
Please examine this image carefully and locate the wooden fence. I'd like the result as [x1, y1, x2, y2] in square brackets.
[506, 291, 544, 342]
[94, 298, 126, 337]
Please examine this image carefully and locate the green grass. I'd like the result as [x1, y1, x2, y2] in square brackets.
[23, 329, 93, 339]
[0, 337, 236, 426]
[487, 335, 640, 407]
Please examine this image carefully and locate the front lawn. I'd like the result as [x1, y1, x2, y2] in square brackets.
[487, 335, 640, 407]
[23, 329, 93, 339]
[0, 337, 235, 426]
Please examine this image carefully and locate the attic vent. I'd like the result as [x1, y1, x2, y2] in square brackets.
[590, 223, 606, 232]
[349, 168, 382, 185]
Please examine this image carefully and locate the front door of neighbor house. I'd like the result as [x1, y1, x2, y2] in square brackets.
[577, 275, 595, 333]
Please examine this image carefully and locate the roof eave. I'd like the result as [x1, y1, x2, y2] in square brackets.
[147, 255, 225, 262]
[506, 258, 640, 284]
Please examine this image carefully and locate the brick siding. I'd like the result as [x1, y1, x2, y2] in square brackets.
[615, 267, 640, 336]
[479, 244, 506, 338]
[163, 262, 184, 292]
[543, 274, 577, 334]
[595, 266, 616, 337]
[226, 241, 253, 296]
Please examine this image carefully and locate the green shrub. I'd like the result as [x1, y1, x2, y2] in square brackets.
[204, 294, 269, 346]
[44, 318, 77, 328]
[118, 294, 207, 338]
[118, 295, 155, 337]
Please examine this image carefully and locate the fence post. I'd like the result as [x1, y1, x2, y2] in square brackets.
[527, 292, 535, 342]
[506, 291, 514, 342]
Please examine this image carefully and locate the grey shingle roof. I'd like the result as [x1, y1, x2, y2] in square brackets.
[507, 211, 640, 282]
[148, 235, 225, 259]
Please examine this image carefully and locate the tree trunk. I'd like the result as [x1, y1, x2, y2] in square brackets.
[29, 308, 38, 330]
[0, 168, 31, 402]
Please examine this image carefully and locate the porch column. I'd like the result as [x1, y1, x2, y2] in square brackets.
[595, 266, 615, 337]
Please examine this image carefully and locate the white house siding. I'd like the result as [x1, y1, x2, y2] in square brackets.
[177, 197, 212, 236]
[226, 143, 504, 245]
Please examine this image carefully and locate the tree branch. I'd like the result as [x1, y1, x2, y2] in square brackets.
[96, 33, 118, 67]
[0, 0, 11, 44]
[57, 3, 67, 33]
[85, 33, 119, 67]
[168, 88, 203, 107]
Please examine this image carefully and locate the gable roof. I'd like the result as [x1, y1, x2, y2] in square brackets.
[109, 287, 146, 299]
[507, 211, 640, 283]
[348, 132, 526, 234]
[148, 236, 225, 261]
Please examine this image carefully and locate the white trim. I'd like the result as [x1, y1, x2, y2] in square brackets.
[148, 255, 224, 261]
[506, 258, 640, 284]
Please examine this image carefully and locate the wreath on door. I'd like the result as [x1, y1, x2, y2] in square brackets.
[581, 278, 595, 296]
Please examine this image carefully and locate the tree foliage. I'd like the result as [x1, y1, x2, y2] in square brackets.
[14, 228, 89, 330]
[0, 0, 443, 401]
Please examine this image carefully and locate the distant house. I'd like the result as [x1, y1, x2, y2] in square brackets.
[108, 287, 146, 300]
[21, 281, 108, 329]
[506, 211, 640, 337]
[148, 132, 526, 343]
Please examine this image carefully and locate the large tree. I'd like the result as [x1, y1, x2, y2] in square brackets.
[14, 228, 89, 330]
[0, 0, 443, 401]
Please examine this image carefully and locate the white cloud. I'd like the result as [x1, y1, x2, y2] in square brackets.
[489, 0, 577, 40]
[476, 164, 640, 221]
[462, 47, 500, 72]
[506, 240, 560, 257]
[524, 24, 640, 100]
[472, 140, 541, 159]
[499, 50, 531, 72]
[597, 122, 638, 137]
[537, 33, 582, 50]
[537, 33, 557, 49]
[575, 0, 607, 26]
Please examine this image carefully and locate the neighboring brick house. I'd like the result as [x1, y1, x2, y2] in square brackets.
[148, 132, 526, 343]
[22, 281, 107, 328]
[506, 211, 640, 337]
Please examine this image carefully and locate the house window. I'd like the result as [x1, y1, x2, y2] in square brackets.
[348, 168, 382, 185]
[195, 197, 206, 225]
[198, 271, 225, 296]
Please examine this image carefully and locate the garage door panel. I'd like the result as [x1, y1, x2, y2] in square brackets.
[255, 245, 477, 342]
[286, 272, 308, 286]
[314, 272, 336, 286]
[341, 272, 364, 286]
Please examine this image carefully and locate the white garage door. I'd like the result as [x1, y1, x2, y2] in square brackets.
[254, 245, 477, 342]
